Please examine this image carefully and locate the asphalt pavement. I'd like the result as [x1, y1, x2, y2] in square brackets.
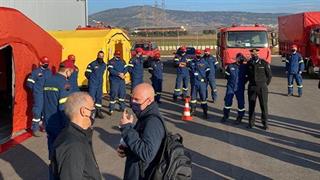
[0, 57, 319, 180]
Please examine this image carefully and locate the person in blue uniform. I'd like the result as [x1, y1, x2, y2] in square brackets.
[107, 50, 128, 115]
[85, 51, 107, 119]
[67, 54, 80, 92]
[127, 48, 144, 91]
[286, 44, 305, 97]
[43, 60, 75, 158]
[148, 52, 163, 103]
[26, 56, 52, 137]
[188, 49, 210, 119]
[221, 53, 248, 124]
[173, 47, 191, 101]
[203, 48, 219, 102]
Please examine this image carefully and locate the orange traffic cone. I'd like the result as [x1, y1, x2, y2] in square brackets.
[182, 97, 192, 121]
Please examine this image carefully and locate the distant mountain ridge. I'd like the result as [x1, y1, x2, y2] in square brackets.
[89, 6, 287, 29]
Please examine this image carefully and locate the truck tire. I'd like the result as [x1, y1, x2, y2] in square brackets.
[307, 60, 314, 75]
[306, 60, 319, 78]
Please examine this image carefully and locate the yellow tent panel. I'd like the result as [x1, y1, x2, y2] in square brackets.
[49, 28, 131, 93]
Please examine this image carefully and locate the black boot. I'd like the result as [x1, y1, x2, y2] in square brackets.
[203, 108, 208, 119]
[190, 107, 196, 116]
[247, 116, 255, 128]
[173, 95, 178, 102]
[181, 94, 186, 100]
[96, 108, 105, 119]
[234, 116, 243, 125]
[262, 120, 269, 130]
[221, 116, 228, 123]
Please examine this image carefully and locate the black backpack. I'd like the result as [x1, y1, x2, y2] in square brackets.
[149, 120, 192, 180]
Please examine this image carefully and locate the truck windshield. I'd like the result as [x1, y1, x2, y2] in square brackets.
[133, 43, 158, 51]
[227, 31, 268, 48]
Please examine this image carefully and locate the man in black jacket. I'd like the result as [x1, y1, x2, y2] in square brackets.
[50, 92, 101, 180]
[117, 83, 166, 180]
[247, 49, 272, 130]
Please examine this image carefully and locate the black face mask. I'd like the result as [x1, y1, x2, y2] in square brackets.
[130, 101, 142, 118]
[42, 64, 49, 69]
[252, 55, 259, 60]
[130, 99, 147, 118]
[85, 107, 96, 125]
[97, 58, 104, 63]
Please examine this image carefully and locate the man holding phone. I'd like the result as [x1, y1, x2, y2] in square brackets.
[117, 83, 165, 180]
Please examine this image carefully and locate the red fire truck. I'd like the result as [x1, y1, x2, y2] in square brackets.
[279, 12, 320, 75]
[216, 24, 277, 67]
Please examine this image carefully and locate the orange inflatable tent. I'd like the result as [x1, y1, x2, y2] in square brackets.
[0, 7, 62, 144]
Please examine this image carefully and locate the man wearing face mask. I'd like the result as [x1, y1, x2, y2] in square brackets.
[203, 48, 219, 103]
[117, 83, 165, 180]
[127, 48, 144, 91]
[221, 53, 248, 124]
[188, 49, 210, 119]
[148, 52, 163, 103]
[85, 51, 107, 118]
[247, 48, 272, 130]
[173, 46, 191, 101]
[43, 60, 75, 159]
[285, 45, 305, 97]
[107, 50, 128, 115]
[50, 92, 102, 180]
[26, 56, 52, 137]
[67, 54, 80, 92]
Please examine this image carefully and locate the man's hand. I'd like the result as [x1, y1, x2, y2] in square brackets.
[120, 109, 134, 126]
[299, 71, 302, 74]
[179, 62, 186, 67]
[117, 145, 126, 158]
[118, 73, 125, 79]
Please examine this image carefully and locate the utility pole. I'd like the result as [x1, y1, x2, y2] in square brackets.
[153, 0, 159, 27]
[142, 5, 148, 38]
[161, 0, 166, 46]
[161, 0, 166, 26]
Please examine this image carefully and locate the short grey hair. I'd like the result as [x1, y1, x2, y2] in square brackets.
[64, 92, 93, 119]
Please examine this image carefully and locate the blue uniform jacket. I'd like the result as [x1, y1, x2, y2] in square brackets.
[148, 59, 163, 80]
[27, 67, 52, 94]
[188, 58, 210, 85]
[107, 57, 128, 82]
[203, 54, 219, 79]
[174, 54, 191, 75]
[286, 53, 305, 74]
[85, 60, 107, 86]
[121, 102, 165, 180]
[43, 73, 74, 132]
[128, 56, 144, 81]
[225, 63, 248, 92]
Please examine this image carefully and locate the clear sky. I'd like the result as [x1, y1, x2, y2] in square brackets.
[88, 0, 320, 14]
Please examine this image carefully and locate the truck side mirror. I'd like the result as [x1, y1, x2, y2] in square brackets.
[271, 38, 278, 47]
[316, 37, 320, 45]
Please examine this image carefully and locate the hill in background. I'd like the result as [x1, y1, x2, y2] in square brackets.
[89, 5, 287, 31]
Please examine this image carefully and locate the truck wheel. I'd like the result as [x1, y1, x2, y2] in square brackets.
[306, 60, 318, 78]
[307, 60, 314, 76]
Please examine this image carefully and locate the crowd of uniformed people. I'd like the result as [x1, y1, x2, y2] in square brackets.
[25, 42, 311, 179]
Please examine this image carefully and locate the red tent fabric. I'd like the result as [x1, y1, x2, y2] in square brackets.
[0, 7, 62, 133]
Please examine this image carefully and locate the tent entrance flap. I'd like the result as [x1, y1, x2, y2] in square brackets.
[0, 45, 14, 144]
